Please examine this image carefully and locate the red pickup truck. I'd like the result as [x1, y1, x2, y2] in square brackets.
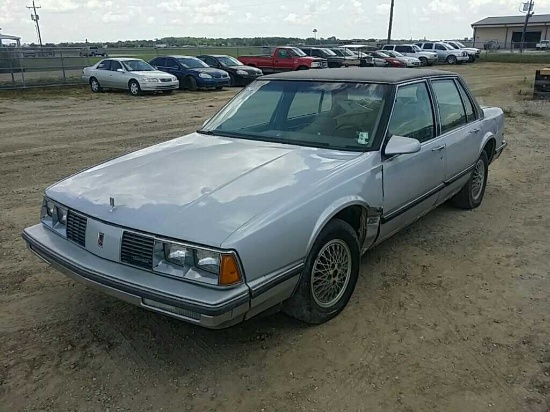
[238, 47, 328, 73]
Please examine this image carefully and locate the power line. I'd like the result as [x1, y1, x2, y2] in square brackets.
[27, 0, 43, 47]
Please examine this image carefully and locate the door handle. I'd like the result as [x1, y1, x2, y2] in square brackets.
[431, 145, 445, 152]
[469, 128, 481, 134]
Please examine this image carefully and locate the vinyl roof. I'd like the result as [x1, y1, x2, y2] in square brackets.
[472, 14, 550, 27]
[261, 67, 457, 84]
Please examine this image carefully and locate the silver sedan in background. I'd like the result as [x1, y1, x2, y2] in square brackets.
[82, 58, 179, 95]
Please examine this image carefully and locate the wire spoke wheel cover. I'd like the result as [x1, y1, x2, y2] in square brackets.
[471, 159, 485, 200]
[311, 239, 352, 308]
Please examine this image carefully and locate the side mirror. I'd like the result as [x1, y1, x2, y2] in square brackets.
[116, 68, 124, 73]
[384, 135, 421, 156]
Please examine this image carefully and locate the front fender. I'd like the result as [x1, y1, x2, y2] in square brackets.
[306, 197, 382, 257]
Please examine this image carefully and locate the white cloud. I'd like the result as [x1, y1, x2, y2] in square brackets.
[426, 0, 459, 13]
[102, 12, 130, 23]
[376, 3, 390, 15]
[283, 12, 312, 25]
[40, 0, 79, 12]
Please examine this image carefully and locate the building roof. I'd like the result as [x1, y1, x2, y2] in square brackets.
[262, 67, 457, 84]
[472, 14, 550, 27]
[0, 33, 21, 41]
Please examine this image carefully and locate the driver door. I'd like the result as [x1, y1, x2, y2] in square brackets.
[379, 81, 446, 240]
[109, 60, 126, 89]
[275, 49, 294, 71]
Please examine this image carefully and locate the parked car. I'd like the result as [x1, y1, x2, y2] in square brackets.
[370, 51, 406, 67]
[300, 47, 349, 68]
[415, 42, 469, 64]
[82, 58, 178, 95]
[364, 53, 389, 67]
[196, 54, 263, 86]
[381, 44, 437, 66]
[536, 40, 550, 50]
[328, 48, 361, 66]
[483, 40, 501, 50]
[379, 50, 422, 67]
[150, 55, 230, 90]
[238, 47, 327, 73]
[444, 41, 480, 62]
[340, 45, 376, 67]
[80, 46, 107, 57]
[23, 68, 506, 329]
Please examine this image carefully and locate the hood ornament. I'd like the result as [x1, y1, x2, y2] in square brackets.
[109, 197, 116, 212]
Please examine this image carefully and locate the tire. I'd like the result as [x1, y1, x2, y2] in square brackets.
[451, 151, 489, 210]
[446, 55, 458, 64]
[297, 66, 309, 71]
[282, 219, 360, 324]
[419, 57, 428, 66]
[89, 77, 102, 93]
[468, 55, 475, 63]
[229, 73, 236, 87]
[185, 76, 198, 91]
[128, 80, 141, 96]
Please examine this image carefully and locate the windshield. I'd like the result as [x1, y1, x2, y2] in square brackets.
[390, 51, 404, 57]
[122, 60, 155, 71]
[217, 56, 242, 66]
[412, 45, 422, 52]
[201, 80, 390, 151]
[289, 48, 307, 57]
[446, 42, 460, 49]
[455, 41, 466, 48]
[177, 57, 209, 69]
[331, 49, 345, 56]
[375, 51, 390, 58]
[441, 43, 454, 50]
[322, 48, 337, 56]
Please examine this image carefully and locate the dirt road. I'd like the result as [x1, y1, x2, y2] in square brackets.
[1, 63, 549, 411]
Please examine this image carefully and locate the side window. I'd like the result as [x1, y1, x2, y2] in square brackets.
[205, 57, 217, 67]
[288, 90, 332, 118]
[435, 44, 446, 51]
[382, 45, 391, 50]
[431, 79, 468, 134]
[388, 82, 435, 143]
[156, 57, 167, 67]
[110, 61, 122, 71]
[456, 81, 476, 122]
[166, 58, 179, 69]
[97, 60, 111, 70]
[423, 43, 434, 50]
[312, 50, 322, 57]
[277, 49, 289, 59]
[395, 45, 406, 53]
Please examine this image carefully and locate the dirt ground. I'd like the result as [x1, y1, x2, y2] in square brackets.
[1, 63, 549, 412]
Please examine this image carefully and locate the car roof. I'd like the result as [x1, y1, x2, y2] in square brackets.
[261, 67, 456, 84]
[104, 57, 145, 62]
[157, 55, 199, 58]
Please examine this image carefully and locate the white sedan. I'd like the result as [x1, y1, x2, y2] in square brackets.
[82, 58, 179, 95]
[381, 50, 422, 67]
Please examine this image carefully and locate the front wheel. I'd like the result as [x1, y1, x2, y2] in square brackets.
[128, 80, 141, 96]
[446, 55, 458, 64]
[419, 57, 428, 66]
[89, 77, 102, 93]
[283, 219, 360, 324]
[451, 151, 489, 210]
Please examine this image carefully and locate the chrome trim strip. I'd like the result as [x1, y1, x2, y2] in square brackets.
[444, 164, 475, 185]
[382, 183, 445, 223]
[248, 262, 304, 298]
[495, 141, 508, 154]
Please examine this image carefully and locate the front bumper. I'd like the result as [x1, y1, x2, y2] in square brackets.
[493, 140, 507, 162]
[140, 80, 179, 91]
[234, 74, 262, 86]
[196, 77, 231, 88]
[457, 55, 470, 63]
[22, 224, 251, 329]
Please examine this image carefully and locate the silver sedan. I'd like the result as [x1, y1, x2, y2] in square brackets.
[82, 58, 179, 95]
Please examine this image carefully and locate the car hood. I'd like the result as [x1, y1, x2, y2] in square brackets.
[191, 67, 228, 75]
[130, 70, 174, 78]
[46, 133, 362, 247]
[227, 65, 262, 74]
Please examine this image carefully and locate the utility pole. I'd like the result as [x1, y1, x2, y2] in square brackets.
[27, 1, 43, 47]
[519, 0, 534, 53]
[387, 0, 395, 45]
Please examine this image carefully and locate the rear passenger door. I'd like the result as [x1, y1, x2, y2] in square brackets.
[430, 78, 482, 200]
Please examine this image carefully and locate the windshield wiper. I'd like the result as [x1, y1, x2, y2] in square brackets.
[197, 129, 216, 135]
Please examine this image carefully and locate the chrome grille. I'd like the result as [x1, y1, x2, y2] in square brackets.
[66, 211, 87, 247]
[121, 231, 154, 269]
[160, 78, 172, 83]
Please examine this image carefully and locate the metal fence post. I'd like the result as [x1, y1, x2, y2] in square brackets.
[8, 51, 15, 85]
[19, 54, 26, 88]
[60, 50, 67, 83]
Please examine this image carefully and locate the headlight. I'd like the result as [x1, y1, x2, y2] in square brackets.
[142, 77, 159, 82]
[311, 62, 320, 68]
[41, 196, 68, 234]
[236, 69, 248, 75]
[153, 240, 242, 286]
[171, 76, 177, 82]
[199, 73, 212, 79]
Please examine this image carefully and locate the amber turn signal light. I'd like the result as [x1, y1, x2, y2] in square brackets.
[219, 254, 242, 286]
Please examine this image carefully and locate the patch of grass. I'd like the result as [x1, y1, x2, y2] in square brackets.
[480, 52, 550, 64]
[0, 84, 88, 99]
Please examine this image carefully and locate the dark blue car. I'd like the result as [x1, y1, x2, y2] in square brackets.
[149, 55, 230, 90]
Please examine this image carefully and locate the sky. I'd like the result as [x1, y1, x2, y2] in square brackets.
[1, 0, 550, 44]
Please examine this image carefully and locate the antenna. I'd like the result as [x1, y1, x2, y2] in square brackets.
[27, 0, 43, 47]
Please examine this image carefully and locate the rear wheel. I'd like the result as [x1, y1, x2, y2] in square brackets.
[446, 55, 458, 64]
[451, 151, 489, 210]
[282, 219, 360, 324]
[89, 77, 102, 93]
[419, 57, 428, 66]
[128, 80, 141, 96]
